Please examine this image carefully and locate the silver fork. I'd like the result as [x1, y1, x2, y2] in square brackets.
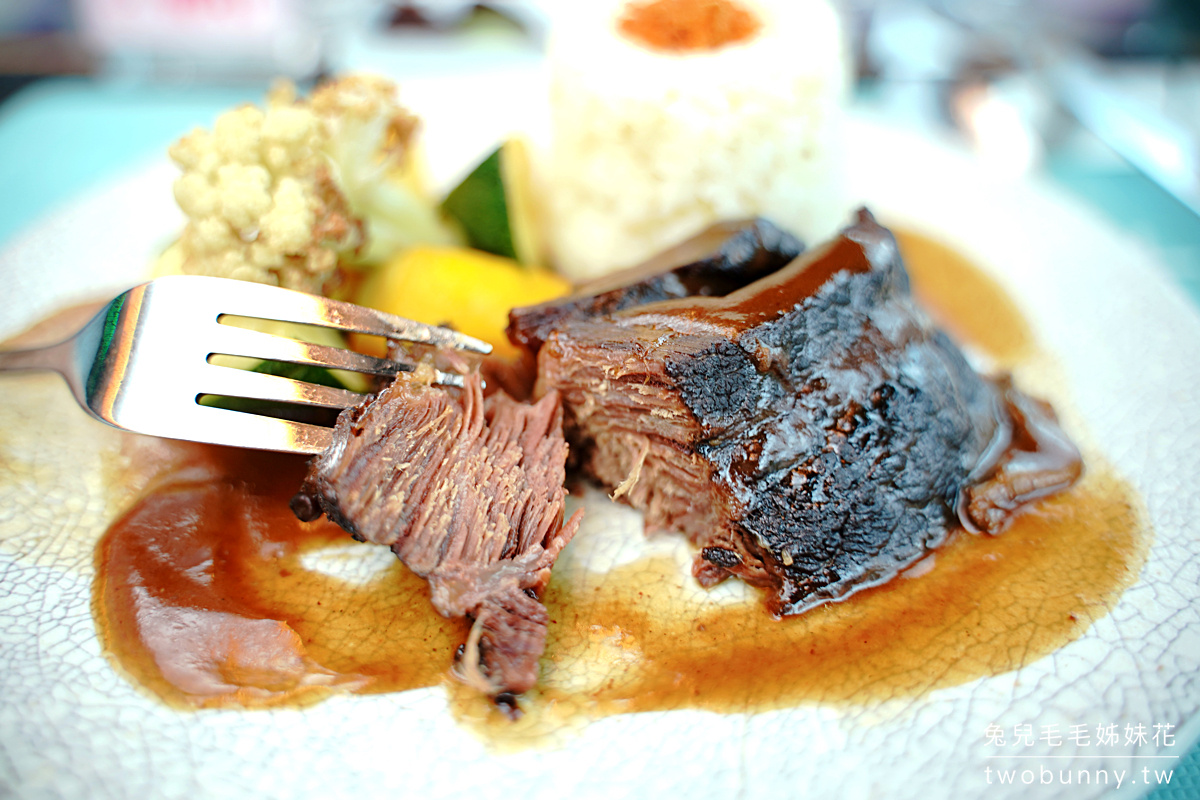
[0, 275, 491, 454]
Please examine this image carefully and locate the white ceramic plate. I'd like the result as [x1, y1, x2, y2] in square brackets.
[1, 82, 1198, 800]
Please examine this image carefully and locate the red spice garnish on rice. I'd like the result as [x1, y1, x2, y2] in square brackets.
[617, 0, 762, 53]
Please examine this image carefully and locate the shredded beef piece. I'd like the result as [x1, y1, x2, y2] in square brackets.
[292, 369, 583, 695]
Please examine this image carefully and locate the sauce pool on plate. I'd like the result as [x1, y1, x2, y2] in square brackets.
[89, 230, 1150, 734]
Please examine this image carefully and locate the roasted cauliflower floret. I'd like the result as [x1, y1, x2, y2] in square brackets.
[166, 76, 456, 293]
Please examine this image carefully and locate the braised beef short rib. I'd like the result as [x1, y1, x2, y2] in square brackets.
[510, 210, 1081, 616]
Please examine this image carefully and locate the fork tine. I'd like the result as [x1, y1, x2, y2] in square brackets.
[187, 404, 334, 454]
[207, 326, 413, 376]
[184, 276, 492, 354]
[206, 326, 469, 387]
[300, 297, 493, 354]
[201, 365, 366, 409]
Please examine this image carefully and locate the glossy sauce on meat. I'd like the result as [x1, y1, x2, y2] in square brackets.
[519, 211, 1081, 616]
[90, 230, 1149, 732]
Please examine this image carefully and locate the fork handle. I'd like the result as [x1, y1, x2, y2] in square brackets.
[0, 340, 72, 375]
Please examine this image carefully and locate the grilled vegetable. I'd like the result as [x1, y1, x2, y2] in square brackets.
[440, 139, 543, 266]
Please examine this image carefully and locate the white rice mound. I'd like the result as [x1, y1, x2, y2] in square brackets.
[545, 0, 851, 281]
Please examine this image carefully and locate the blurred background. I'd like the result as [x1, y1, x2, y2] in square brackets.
[2, 0, 1199, 296]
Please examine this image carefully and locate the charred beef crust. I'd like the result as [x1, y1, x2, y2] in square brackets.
[668, 287, 998, 610]
[513, 209, 1081, 616]
[293, 373, 582, 695]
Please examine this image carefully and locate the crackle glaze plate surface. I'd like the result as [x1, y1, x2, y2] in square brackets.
[1, 77, 1199, 800]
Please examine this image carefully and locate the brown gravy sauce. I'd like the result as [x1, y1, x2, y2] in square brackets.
[94, 446, 472, 709]
[896, 228, 1034, 366]
[90, 229, 1149, 737]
